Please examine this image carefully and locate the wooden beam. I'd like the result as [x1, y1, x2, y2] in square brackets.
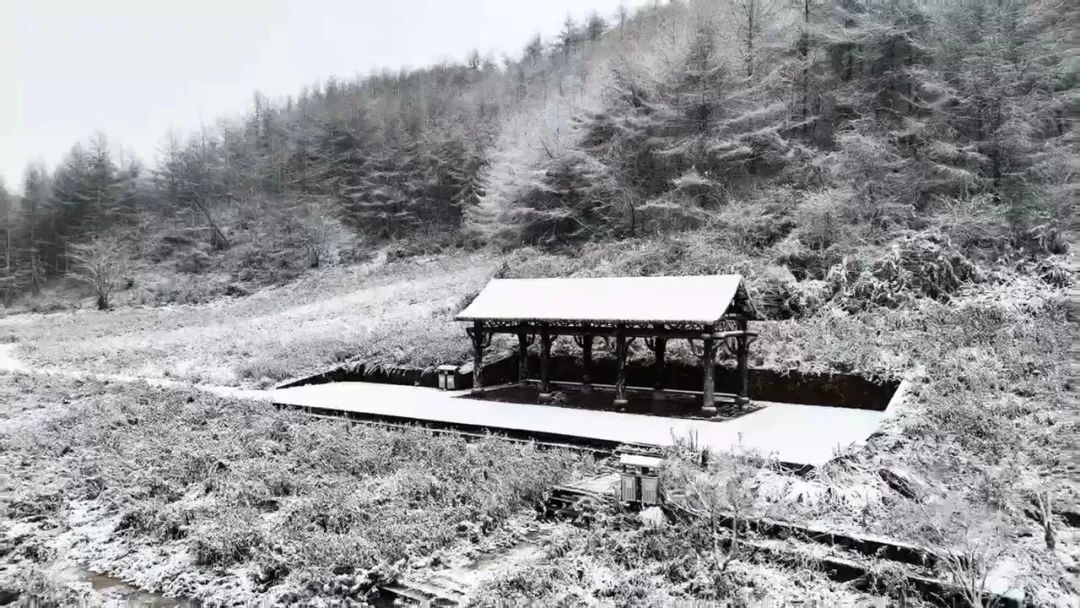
[736, 318, 750, 407]
[470, 324, 711, 340]
[614, 324, 628, 406]
[539, 324, 552, 398]
[581, 332, 593, 394]
[652, 336, 667, 401]
[516, 331, 529, 387]
[710, 329, 760, 340]
[701, 335, 717, 415]
[470, 320, 485, 394]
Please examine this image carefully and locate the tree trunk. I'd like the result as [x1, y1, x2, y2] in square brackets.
[193, 196, 228, 250]
[28, 222, 39, 296]
[3, 226, 10, 308]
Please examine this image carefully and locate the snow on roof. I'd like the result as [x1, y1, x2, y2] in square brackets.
[618, 453, 665, 468]
[456, 275, 746, 325]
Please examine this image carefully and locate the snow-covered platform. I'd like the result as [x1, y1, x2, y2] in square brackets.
[271, 382, 886, 468]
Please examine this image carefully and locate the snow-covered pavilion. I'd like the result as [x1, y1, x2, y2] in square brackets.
[455, 275, 760, 413]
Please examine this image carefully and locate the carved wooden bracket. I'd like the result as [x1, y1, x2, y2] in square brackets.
[465, 328, 493, 348]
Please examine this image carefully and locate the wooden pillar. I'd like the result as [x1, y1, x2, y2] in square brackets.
[736, 318, 750, 407]
[517, 331, 529, 388]
[539, 324, 552, 398]
[470, 320, 485, 394]
[581, 331, 594, 394]
[614, 325, 628, 406]
[701, 334, 717, 414]
[652, 336, 667, 401]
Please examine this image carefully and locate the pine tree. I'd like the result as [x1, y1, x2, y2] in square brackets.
[85, 133, 122, 228]
[919, 0, 1073, 248]
[50, 143, 94, 249]
[558, 15, 581, 55]
[786, 0, 832, 142]
[21, 164, 50, 295]
[155, 130, 229, 248]
[585, 13, 607, 42]
[523, 34, 544, 64]
[0, 179, 14, 306]
[730, 0, 779, 78]
[579, 21, 731, 204]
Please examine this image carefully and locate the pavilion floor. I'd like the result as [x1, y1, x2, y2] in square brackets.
[466, 383, 764, 421]
[271, 381, 887, 468]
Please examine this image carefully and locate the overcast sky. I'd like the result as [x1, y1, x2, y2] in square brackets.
[0, 0, 648, 191]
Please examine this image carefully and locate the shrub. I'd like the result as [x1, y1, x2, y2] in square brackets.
[192, 508, 267, 566]
[2, 380, 595, 602]
[146, 227, 201, 263]
[295, 200, 353, 268]
[710, 192, 797, 252]
[70, 237, 128, 310]
[748, 265, 817, 320]
[635, 193, 710, 234]
[175, 247, 214, 274]
[1034, 257, 1072, 288]
[913, 498, 1012, 608]
[237, 356, 296, 384]
[772, 234, 842, 281]
[131, 274, 227, 305]
[826, 231, 980, 311]
[791, 187, 855, 252]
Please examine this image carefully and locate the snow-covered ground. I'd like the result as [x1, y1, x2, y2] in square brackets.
[273, 381, 892, 468]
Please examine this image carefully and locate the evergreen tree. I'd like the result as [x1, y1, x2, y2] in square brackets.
[558, 15, 582, 55]
[0, 179, 14, 306]
[730, 0, 778, 78]
[920, 0, 1073, 248]
[21, 164, 50, 294]
[523, 34, 545, 64]
[4, 0, 1075, 299]
[585, 13, 607, 42]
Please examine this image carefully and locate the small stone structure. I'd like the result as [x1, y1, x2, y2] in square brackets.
[436, 364, 460, 390]
[618, 452, 664, 506]
[455, 275, 759, 413]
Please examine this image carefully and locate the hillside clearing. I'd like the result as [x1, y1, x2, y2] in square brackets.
[0, 253, 500, 388]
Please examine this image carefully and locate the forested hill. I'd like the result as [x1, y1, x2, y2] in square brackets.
[0, 0, 1075, 309]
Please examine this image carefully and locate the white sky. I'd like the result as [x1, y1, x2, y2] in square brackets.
[0, 0, 649, 192]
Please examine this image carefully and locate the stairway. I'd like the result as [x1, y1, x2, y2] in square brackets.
[379, 575, 466, 606]
[544, 472, 619, 520]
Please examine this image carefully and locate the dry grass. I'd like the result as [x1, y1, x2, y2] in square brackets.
[0, 375, 596, 604]
[470, 510, 880, 606]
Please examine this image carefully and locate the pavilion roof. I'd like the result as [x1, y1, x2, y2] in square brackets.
[456, 275, 755, 325]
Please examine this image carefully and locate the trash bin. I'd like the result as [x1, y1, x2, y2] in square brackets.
[436, 365, 459, 390]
